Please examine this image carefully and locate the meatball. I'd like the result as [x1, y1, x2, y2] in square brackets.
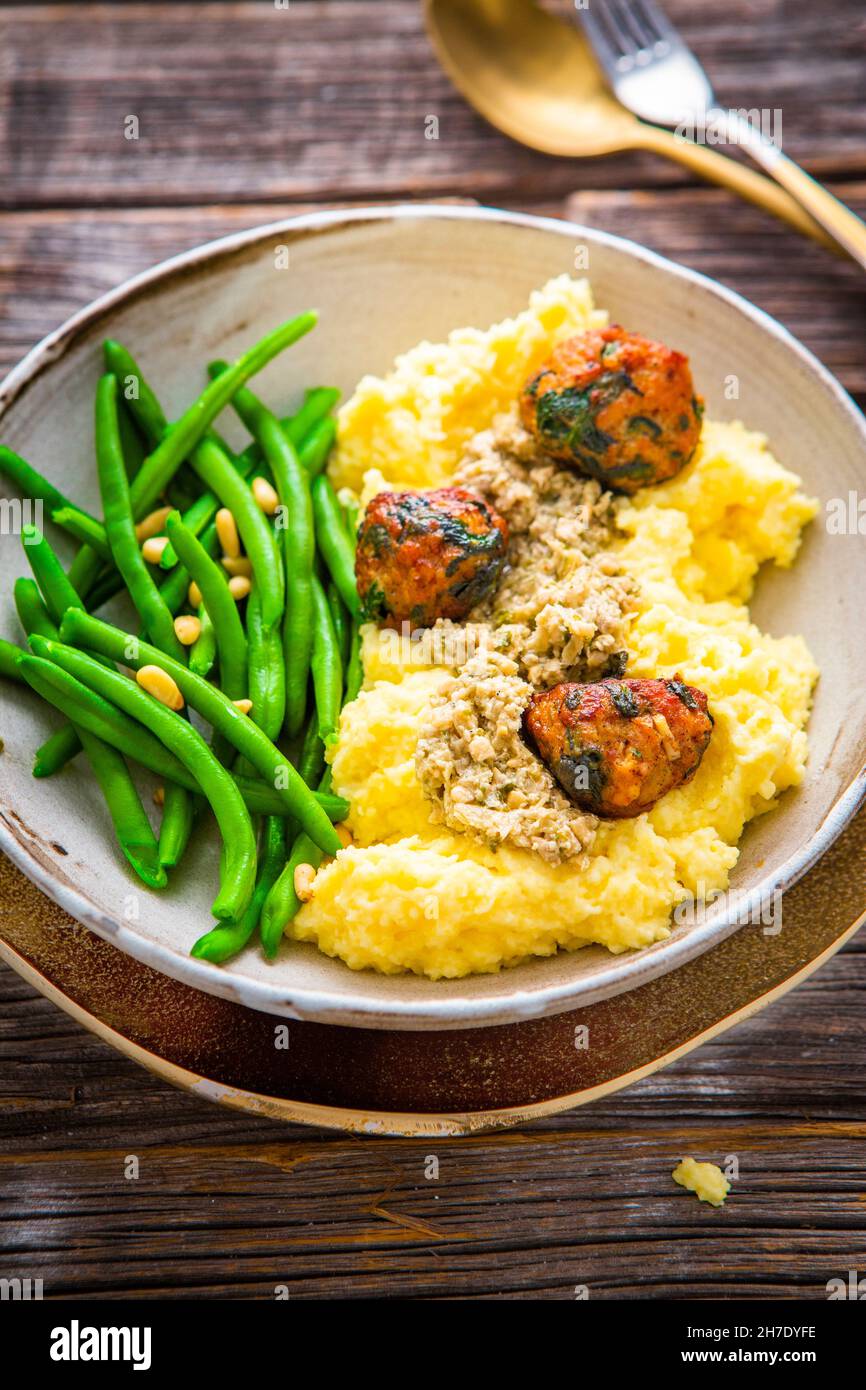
[355, 486, 508, 629]
[523, 675, 713, 818]
[520, 326, 703, 493]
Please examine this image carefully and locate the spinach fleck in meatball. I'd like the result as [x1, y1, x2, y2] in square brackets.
[520, 326, 704, 493]
[355, 486, 508, 629]
[523, 676, 713, 818]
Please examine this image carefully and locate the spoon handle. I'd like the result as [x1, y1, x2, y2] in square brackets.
[635, 123, 837, 254]
[723, 111, 866, 272]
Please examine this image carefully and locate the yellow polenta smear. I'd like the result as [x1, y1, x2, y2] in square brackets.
[293, 275, 818, 978]
[672, 1157, 731, 1207]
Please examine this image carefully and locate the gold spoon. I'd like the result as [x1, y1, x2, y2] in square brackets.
[424, 0, 835, 252]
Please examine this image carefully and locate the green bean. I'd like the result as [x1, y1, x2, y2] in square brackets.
[185, 436, 284, 628]
[96, 374, 186, 661]
[0, 446, 97, 524]
[103, 340, 169, 447]
[285, 386, 340, 444]
[259, 769, 334, 960]
[327, 578, 350, 666]
[344, 617, 364, 705]
[234, 778, 345, 821]
[208, 364, 338, 462]
[234, 413, 336, 482]
[32, 638, 256, 920]
[298, 417, 337, 480]
[15, 575, 83, 772]
[296, 710, 325, 788]
[64, 319, 315, 613]
[77, 728, 166, 890]
[21, 654, 186, 783]
[21, 525, 85, 627]
[158, 781, 196, 870]
[21, 652, 347, 822]
[226, 387, 314, 735]
[158, 483, 218, 570]
[189, 604, 216, 677]
[310, 573, 342, 745]
[311, 474, 360, 617]
[33, 725, 82, 777]
[342, 496, 360, 554]
[14, 577, 57, 642]
[157, 453, 258, 615]
[18, 608, 166, 889]
[49, 507, 113, 561]
[246, 584, 285, 742]
[165, 511, 247, 700]
[0, 637, 23, 682]
[82, 567, 125, 613]
[66, 546, 104, 601]
[191, 815, 286, 964]
[70, 330, 173, 599]
[118, 397, 147, 480]
[128, 312, 317, 520]
[18, 534, 94, 768]
[259, 833, 321, 958]
[60, 610, 341, 855]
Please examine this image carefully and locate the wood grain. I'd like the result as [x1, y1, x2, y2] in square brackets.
[1, 1, 865, 210]
[2, 943, 865, 1299]
[1, 0, 865, 1301]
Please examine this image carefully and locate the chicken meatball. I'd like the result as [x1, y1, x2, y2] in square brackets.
[520, 326, 703, 493]
[523, 675, 713, 818]
[355, 486, 508, 629]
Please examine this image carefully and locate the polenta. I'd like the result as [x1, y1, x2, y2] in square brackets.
[293, 276, 818, 978]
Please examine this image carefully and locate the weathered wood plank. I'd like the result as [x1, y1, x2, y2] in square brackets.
[1, 0, 865, 1305]
[1, 1, 865, 210]
[1, 936, 864, 1298]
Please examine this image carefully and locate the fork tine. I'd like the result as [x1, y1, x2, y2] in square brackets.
[628, 0, 679, 47]
[609, 0, 653, 52]
[578, 4, 631, 66]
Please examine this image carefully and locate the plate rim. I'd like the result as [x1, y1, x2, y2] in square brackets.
[2, 893, 864, 1135]
[2, 201, 866, 1030]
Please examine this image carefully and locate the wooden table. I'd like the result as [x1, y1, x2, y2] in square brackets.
[1, 0, 865, 1300]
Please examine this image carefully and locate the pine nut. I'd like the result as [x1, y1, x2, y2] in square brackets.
[141, 536, 169, 564]
[153, 786, 165, 807]
[188, 580, 203, 608]
[174, 614, 202, 646]
[252, 476, 279, 515]
[135, 506, 172, 543]
[221, 555, 253, 578]
[136, 664, 185, 711]
[216, 507, 240, 559]
[232, 698, 253, 715]
[293, 863, 316, 902]
[228, 574, 251, 600]
[335, 823, 353, 848]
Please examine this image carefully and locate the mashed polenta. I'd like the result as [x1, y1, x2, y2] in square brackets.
[291, 276, 818, 978]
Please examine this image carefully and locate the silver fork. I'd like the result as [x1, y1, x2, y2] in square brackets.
[578, 0, 866, 269]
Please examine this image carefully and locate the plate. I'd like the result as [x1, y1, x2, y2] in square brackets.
[1, 804, 864, 1135]
[1, 204, 865, 1030]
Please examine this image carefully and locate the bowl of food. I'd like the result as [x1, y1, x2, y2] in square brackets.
[1, 205, 864, 1031]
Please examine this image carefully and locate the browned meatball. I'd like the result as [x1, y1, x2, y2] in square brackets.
[355, 486, 508, 629]
[523, 676, 713, 818]
[520, 326, 703, 493]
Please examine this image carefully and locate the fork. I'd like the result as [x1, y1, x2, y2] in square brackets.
[577, 0, 866, 270]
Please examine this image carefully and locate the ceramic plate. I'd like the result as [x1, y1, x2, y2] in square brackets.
[1, 205, 865, 1029]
